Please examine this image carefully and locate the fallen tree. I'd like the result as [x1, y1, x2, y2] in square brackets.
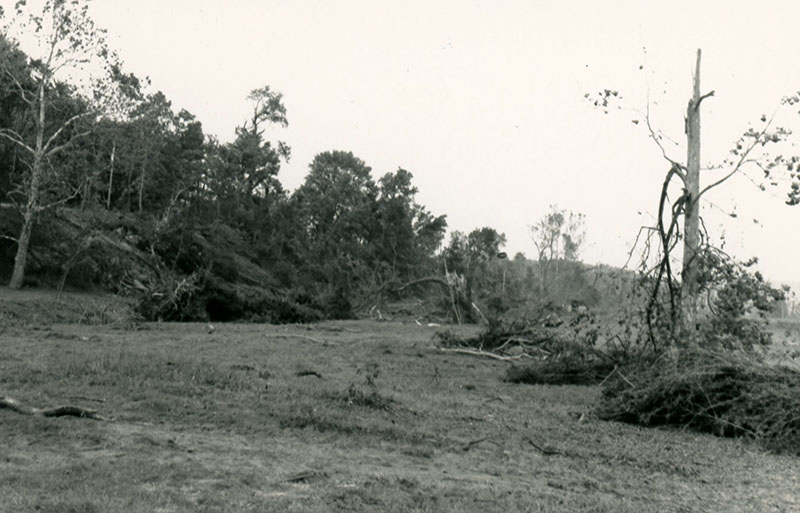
[0, 396, 109, 421]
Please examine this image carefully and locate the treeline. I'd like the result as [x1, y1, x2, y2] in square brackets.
[0, 31, 458, 319]
[0, 15, 604, 323]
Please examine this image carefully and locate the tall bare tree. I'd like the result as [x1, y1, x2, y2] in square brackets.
[0, 0, 115, 288]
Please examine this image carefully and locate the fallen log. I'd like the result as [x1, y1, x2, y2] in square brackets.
[0, 396, 109, 421]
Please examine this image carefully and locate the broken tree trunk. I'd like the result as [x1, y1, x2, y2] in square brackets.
[681, 49, 704, 337]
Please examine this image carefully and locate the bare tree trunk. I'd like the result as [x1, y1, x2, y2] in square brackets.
[9, 72, 48, 289]
[106, 140, 115, 210]
[10, 155, 44, 289]
[9, 209, 34, 289]
[138, 161, 145, 212]
[681, 49, 703, 335]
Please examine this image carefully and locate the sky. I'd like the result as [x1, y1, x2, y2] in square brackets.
[4, 0, 799, 286]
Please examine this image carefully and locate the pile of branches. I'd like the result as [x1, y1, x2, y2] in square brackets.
[504, 348, 619, 386]
[436, 319, 622, 385]
[436, 319, 563, 358]
[598, 348, 800, 455]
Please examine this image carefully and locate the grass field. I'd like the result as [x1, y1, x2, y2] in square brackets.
[1, 290, 799, 512]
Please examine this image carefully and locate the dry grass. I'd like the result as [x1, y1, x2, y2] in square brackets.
[1, 300, 799, 511]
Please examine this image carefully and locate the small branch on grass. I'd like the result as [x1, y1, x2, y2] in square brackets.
[65, 395, 106, 403]
[598, 366, 619, 387]
[437, 347, 525, 362]
[0, 396, 109, 421]
[295, 370, 323, 379]
[525, 437, 565, 456]
[280, 470, 328, 484]
[265, 334, 326, 344]
[612, 368, 636, 389]
[461, 436, 491, 452]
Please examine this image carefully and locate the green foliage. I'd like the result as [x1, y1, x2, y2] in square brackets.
[638, 246, 785, 351]
[693, 250, 785, 350]
[0, 13, 446, 322]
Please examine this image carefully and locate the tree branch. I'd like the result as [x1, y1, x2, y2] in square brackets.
[695, 90, 715, 110]
[3, 67, 35, 108]
[623, 225, 658, 269]
[437, 347, 525, 362]
[696, 118, 773, 201]
[37, 182, 82, 211]
[43, 112, 93, 155]
[0, 128, 34, 154]
[646, 98, 686, 179]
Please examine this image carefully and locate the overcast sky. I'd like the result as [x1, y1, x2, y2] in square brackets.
[5, 0, 800, 285]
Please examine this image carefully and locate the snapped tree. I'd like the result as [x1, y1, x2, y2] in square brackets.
[591, 49, 796, 346]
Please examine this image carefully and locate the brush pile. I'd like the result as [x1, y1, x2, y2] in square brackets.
[504, 348, 618, 386]
[436, 319, 620, 385]
[599, 348, 800, 455]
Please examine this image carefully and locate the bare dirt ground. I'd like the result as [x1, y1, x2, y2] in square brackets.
[1, 291, 799, 512]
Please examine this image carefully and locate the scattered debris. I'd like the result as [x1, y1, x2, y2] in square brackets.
[296, 370, 323, 379]
[438, 347, 527, 362]
[280, 470, 328, 484]
[461, 437, 490, 452]
[265, 333, 326, 344]
[525, 437, 567, 457]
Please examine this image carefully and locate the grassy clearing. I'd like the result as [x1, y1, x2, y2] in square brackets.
[1, 318, 799, 512]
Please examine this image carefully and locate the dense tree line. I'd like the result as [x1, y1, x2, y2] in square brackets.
[0, 2, 604, 323]
[0, 25, 456, 320]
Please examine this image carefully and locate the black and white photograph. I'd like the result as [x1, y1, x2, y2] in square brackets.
[1, 1, 799, 511]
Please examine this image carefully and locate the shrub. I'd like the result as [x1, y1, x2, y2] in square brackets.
[693, 251, 785, 350]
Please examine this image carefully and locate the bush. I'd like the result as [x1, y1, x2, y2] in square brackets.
[693, 251, 784, 350]
[598, 348, 800, 455]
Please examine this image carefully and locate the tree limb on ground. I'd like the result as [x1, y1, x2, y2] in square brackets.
[461, 436, 491, 452]
[525, 437, 567, 457]
[0, 396, 109, 421]
[265, 334, 327, 344]
[437, 347, 527, 362]
[395, 276, 451, 293]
